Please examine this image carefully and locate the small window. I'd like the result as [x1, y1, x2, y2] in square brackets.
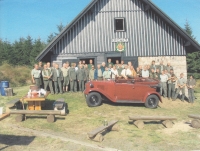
[114, 18, 126, 31]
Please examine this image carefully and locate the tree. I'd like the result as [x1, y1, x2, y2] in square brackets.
[184, 20, 196, 40]
[184, 20, 200, 79]
[47, 22, 65, 43]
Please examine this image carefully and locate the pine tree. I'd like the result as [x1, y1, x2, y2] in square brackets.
[184, 20, 196, 40]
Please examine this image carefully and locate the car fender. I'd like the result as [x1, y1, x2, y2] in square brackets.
[88, 89, 114, 102]
[142, 91, 162, 103]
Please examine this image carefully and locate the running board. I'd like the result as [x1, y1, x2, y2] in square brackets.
[116, 100, 143, 103]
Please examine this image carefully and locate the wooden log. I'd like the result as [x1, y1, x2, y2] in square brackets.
[0, 113, 10, 121]
[109, 124, 120, 131]
[134, 120, 144, 129]
[162, 120, 173, 128]
[87, 120, 118, 138]
[10, 110, 61, 115]
[129, 116, 177, 121]
[5, 88, 13, 96]
[92, 133, 104, 142]
[47, 114, 55, 123]
[15, 114, 25, 122]
[191, 119, 200, 129]
[188, 114, 200, 120]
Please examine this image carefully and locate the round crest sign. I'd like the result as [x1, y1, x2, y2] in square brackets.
[116, 42, 125, 52]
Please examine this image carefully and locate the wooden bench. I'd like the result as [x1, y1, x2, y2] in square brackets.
[129, 116, 177, 129]
[10, 110, 62, 123]
[53, 98, 66, 116]
[87, 120, 119, 142]
[188, 114, 200, 129]
[6, 99, 22, 113]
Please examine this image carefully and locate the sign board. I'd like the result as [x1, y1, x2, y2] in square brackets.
[112, 38, 128, 43]
[115, 42, 125, 52]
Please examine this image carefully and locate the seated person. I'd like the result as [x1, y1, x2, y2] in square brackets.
[121, 65, 133, 79]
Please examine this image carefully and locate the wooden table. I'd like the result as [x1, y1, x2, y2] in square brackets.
[21, 93, 49, 110]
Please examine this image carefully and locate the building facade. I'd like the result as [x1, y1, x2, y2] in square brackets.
[36, 0, 200, 78]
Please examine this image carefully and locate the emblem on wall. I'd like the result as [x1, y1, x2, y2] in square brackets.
[116, 42, 125, 52]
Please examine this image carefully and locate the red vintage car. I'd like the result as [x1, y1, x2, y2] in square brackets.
[84, 78, 162, 109]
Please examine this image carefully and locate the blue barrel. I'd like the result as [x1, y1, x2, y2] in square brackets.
[1, 81, 9, 96]
[0, 82, 1, 96]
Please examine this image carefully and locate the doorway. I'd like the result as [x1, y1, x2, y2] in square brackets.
[106, 57, 121, 65]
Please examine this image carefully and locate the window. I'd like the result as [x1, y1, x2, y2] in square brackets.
[114, 18, 126, 31]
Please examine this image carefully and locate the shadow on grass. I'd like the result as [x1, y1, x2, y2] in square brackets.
[0, 134, 35, 150]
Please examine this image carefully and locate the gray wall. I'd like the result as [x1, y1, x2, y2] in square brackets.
[50, 0, 186, 58]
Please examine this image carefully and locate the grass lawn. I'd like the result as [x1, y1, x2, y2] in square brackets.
[0, 80, 200, 151]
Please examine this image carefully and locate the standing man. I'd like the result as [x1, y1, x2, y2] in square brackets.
[101, 62, 106, 73]
[89, 65, 95, 80]
[166, 63, 173, 73]
[31, 64, 41, 88]
[173, 73, 187, 102]
[160, 70, 168, 98]
[187, 75, 196, 103]
[167, 69, 176, 100]
[150, 60, 157, 71]
[130, 66, 137, 78]
[115, 60, 120, 69]
[61, 62, 70, 92]
[38, 61, 43, 88]
[42, 64, 54, 94]
[84, 64, 90, 81]
[52, 64, 63, 94]
[107, 58, 113, 67]
[77, 64, 86, 92]
[69, 63, 77, 92]
[121, 60, 125, 69]
[94, 64, 103, 80]
[88, 59, 94, 70]
[117, 64, 123, 78]
[158, 61, 166, 73]
[150, 68, 156, 79]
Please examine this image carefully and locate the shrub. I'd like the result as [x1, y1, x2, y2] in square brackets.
[0, 63, 32, 87]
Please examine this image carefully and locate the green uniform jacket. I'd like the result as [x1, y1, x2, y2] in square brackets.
[85, 68, 90, 81]
[52, 68, 63, 81]
[69, 67, 77, 80]
[77, 68, 86, 80]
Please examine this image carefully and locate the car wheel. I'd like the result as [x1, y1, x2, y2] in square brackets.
[86, 92, 102, 107]
[145, 95, 159, 109]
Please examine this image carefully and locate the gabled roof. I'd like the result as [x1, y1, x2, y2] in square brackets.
[36, 0, 200, 61]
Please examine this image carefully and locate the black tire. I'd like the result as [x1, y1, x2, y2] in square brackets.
[86, 92, 102, 107]
[145, 95, 159, 109]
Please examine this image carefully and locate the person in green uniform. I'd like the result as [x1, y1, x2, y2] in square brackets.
[117, 64, 123, 78]
[52, 64, 63, 94]
[42, 64, 54, 94]
[69, 63, 77, 92]
[89, 65, 95, 80]
[84, 64, 90, 81]
[149, 68, 156, 79]
[88, 59, 94, 70]
[31, 64, 41, 88]
[77, 64, 86, 92]
[107, 58, 113, 67]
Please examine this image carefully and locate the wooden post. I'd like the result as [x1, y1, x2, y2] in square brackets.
[191, 119, 200, 129]
[162, 120, 173, 128]
[134, 120, 144, 129]
[47, 114, 55, 123]
[15, 114, 25, 122]
[92, 133, 104, 142]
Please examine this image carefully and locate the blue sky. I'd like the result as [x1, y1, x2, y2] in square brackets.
[0, 0, 200, 43]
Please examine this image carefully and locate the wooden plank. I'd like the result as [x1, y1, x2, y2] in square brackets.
[10, 110, 61, 115]
[188, 114, 200, 120]
[6, 99, 20, 108]
[87, 120, 118, 138]
[0, 113, 10, 121]
[129, 116, 177, 121]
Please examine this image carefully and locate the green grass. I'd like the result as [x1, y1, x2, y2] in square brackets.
[1, 83, 200, 150]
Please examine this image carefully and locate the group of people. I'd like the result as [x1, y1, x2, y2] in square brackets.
[31, 59, 196, 103]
